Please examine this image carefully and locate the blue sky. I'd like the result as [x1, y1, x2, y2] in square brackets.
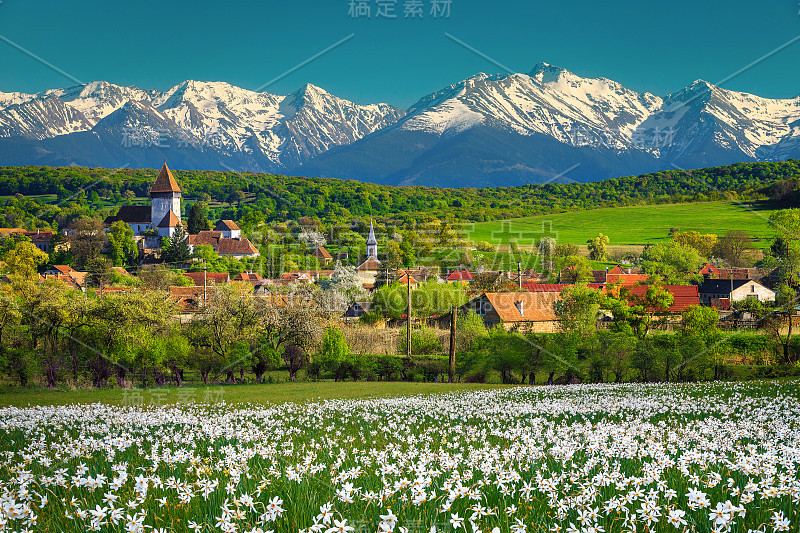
[1, 0, 799, 108]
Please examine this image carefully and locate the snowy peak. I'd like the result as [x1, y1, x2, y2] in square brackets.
[3, 64, 800, 184]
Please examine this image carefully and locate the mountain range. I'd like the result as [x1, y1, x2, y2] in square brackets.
[2, 63, 800, 188]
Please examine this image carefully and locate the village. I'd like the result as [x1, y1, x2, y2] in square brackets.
[2, 161, 797, 392]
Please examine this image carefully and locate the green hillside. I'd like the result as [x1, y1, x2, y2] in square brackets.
[468, 201, 779, 249]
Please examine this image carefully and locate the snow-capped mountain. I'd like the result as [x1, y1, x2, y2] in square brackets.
[304, 63, 800, 186]
[0, 80, 405, 171]
[2, 64, 800, 186]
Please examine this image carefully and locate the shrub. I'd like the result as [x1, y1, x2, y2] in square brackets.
[397, 327, 443, 355]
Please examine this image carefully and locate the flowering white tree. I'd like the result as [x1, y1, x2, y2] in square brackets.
[299, 229, 326, 249]
[317, 262, 367, 315]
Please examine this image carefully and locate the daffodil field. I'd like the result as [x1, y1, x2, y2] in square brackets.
[0, 382, 799, 533]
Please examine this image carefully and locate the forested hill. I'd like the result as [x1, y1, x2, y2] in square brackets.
[1, 160, 798, 231]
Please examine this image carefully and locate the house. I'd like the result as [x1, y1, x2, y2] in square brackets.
[157, 210, 183, 238]
[396, 269, 419, 288]
[99, 286, 136, 298]
[624, 285, 700, 313]
[459, 291, 561, 332]
[183, 272, 230, 286]
[312, 246, 333, 266]
[188, 230, 259, 258]
[523, 283, 573, 293]
[217, 238, 259, 258]
[406, 266, 443, 283]
[344, 301, 373, 318]
[44, 265, 77, 276]
[23, 230, 54, 253]
[112, 267, 129, 277]
[698, 279, 775, 306]
[233, 272, 263, 283]
[169, 286, 205, 314]
[592, 265, 648, 285]
[699, 263, 720, 277]
[287, 270, 333, 282]
[214, 220, 241, 239]
[42, 273, 85, 292]
[446, 270, 474, 283]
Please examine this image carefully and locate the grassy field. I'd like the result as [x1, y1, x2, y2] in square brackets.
[468, 201, 779, 248]
[0, 381, 509, 407]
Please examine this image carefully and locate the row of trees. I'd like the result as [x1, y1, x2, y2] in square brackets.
[3, 160, 797, 232]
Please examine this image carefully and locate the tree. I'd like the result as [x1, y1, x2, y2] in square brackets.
[186, 283, 258, 384]
[641, 241, 704, 283]
[283, 344, 308, 382]
[67, 217, 107, 270]
[538, 236, 557, 272]
[672, 231, 717, 258]
[187, 202, 212, 234]
[397, 327, 443, 356]
[161, 226, 191, 264]
[3, 240, 48, 287]
[555, 284, 602, 336]
[680, 305, 722, 380]
[713, 230, 753, 267]
[318, 262, 368, 315]
[587, 233, 610, 261]
[107, 220, 138, 266]
[251, 300, 322, 383]
[299, 229, 326, 250]
[558, 255, 592, 283]
[768, 209, 800, 287]
[318, 325, 352, 381]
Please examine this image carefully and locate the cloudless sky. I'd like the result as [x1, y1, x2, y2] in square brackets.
[1, 0, 799, 108]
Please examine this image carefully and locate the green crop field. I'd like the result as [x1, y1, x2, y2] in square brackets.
[468, 201, 779, 248]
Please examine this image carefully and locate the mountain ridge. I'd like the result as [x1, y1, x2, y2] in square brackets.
[2, 64, 800, 187]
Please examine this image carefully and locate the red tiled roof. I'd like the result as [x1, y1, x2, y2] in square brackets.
[23, 231, 53, 243]
[52, 265, 75, 275]
[189, 231, 222, 247]
[217, 238, 259, 255]
[482, 292, 560, 322]
[523, 283, 572, 293]
[625, 285, 699, 313]
[183, 272, 230, 285]
[357, 257, 382, 270]
[234, 272, 263, 282]
[446, 270, 473, 281]
[606, 274, 649, 285]
[157, 210, 182, 228]
[312, 246, 333, 259]
[699, 263, 719, 275]
[214, 219, 240, 231]
[151, 163, 181, 194]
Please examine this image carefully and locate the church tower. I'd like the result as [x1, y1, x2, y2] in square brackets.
[366, 220, 378, 258]
[150, 162, 182, 232]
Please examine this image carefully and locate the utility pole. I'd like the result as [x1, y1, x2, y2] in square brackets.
[406, 269, 411, 357]
[517, 261, 522, 289]
[203, 259, 208, 307]
[449, 306, 456, 383]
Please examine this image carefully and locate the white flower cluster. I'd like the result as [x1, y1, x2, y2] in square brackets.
[0, 381, 798, 532]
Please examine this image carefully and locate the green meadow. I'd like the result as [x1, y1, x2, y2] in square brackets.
[468, 201, 779, 248]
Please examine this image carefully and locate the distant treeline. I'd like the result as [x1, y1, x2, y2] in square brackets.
[0, 160, 798, 229]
